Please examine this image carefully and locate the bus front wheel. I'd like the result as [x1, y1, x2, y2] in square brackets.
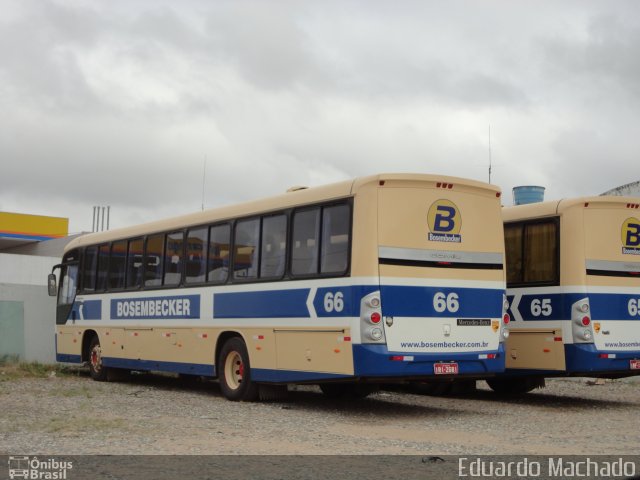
[218, 337, 259, 401]
[88, 336, 109, 382]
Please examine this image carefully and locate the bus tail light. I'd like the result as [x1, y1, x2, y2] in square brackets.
[499, 295, 510, 342]
[572, 298, 594, 344]
[360, 291, 386, 345]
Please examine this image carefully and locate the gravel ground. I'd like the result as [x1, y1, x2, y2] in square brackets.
[1, 370, 639, 456]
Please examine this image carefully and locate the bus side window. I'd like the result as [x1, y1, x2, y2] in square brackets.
[164, 231, 184, 286]
[96, 244, 109, 291]
[145, 234, 164, 287]
[321, 204, 350, 274]
[504, 224, 524, 284]
[185, 227, 207, 284]
[109, 240, 127, 290]
[126, 237, 144, 289]
[233, 219, 259, 280]
[291, 208, 320, 276]
[82, 246, 98, 292]
[260, 214, 287, 278]
[208, 224, 230, 283]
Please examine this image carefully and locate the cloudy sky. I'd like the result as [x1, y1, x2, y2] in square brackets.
[1, 0, 639, 234]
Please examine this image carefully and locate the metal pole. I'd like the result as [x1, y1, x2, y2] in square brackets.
[92, 206, 96, 232]
[101, 207, 105, 231]
[107, 206, 110, 230]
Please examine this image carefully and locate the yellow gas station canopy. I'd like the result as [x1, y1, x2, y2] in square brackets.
[0, 211, 69, 249]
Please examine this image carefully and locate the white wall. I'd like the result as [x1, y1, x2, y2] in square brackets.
[0, 253, 60, 363]
[0, 253, 59, 286]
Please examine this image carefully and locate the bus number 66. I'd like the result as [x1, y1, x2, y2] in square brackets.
[433, 292, 460, 313]
[324, 292, 345, 313]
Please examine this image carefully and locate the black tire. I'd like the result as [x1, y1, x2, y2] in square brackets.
[319, 383, 379, 399]
[88, 336, 109, 382]
[218, 337, 259, 401]
[486, 377, 545, 395]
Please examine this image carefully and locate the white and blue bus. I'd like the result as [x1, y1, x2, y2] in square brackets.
[50, 173, 509, 401]
[488, 197, 640, 393]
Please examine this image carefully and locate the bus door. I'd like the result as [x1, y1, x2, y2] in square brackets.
[376, 181, 505, 363]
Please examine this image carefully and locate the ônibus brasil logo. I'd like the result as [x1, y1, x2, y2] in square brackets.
[7, 456, 73, 479]
[427, 199, 461, 243]
[621, 217, 640, 255]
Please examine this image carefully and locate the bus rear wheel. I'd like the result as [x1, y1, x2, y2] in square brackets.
[486, 377, 545, 395]
[88, 336, 109, 382]
[218, 337, 259, 401]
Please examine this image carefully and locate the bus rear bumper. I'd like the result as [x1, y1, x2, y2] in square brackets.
[565, 344, 640, 378]
[352, 344, 506, 379]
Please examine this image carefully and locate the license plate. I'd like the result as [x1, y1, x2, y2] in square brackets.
[434, 363, 459, 375]
[631, 360, 640, 370]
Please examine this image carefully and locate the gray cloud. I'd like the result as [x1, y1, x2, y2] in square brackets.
[1, 0, 639, 234]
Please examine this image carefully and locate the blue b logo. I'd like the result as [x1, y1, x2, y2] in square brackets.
[434, 206, 456, 232]
[622, 218, 640, 248]
[428, 200, 461, 241]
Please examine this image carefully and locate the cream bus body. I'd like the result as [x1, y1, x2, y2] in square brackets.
[52, 173, 509, 400]
[492, 197, 640, 393]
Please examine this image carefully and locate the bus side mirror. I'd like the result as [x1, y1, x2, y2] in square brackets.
[48, 274, 58, 297]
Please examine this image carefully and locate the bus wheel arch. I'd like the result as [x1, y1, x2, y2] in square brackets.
[217, 335, 259, 402]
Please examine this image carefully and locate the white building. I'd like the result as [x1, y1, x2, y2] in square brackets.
[601, 180, 640, 197]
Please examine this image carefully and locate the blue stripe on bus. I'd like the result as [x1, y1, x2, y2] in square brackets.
[69, 300, 102, 321]
[507, 292, 640, 321]
[589, 293, 640, 321]
[313, 286, 376, 317]
[214, 289, 310, 318]
[507, 293, 583, 321]
[381, 286, 503, 318]
[214, 285, 380, 319]
[103, 357, 215, 376]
